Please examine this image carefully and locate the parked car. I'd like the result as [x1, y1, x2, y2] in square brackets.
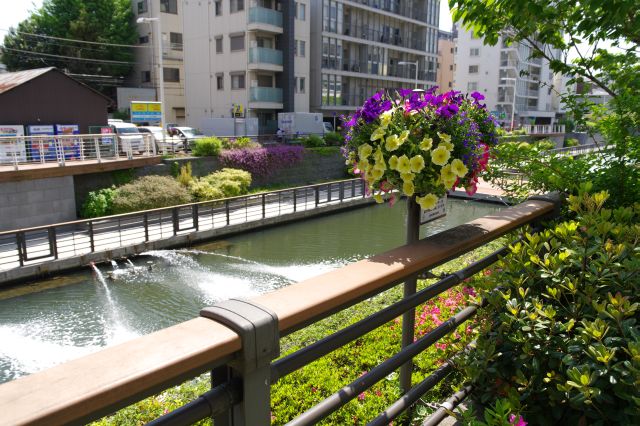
[171, 127, 206, 150]
[138, 126, 184, 152]
[108, 120, 145, 152]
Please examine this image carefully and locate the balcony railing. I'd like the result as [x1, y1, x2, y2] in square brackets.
[249, 47, 283, 65]
[0, 195, 561, 425]
[339, 24, 427, 51]
[248, 6, 283, 27]
[250, 86, 283, 103]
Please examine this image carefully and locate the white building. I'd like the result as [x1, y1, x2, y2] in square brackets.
[183, 0, 309, 135]
[454, 27, 561, 128]
[131, 0, 186, 125]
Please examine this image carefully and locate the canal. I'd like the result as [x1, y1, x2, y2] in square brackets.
[0, 199, 502, 383]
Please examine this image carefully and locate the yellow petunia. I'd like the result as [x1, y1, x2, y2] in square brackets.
[417, 193, 439, 210]
[385, 134, 400, 151]
[409, 155, 425, 173]
[420, 137, 433, 151]
[388, 155, 399, 170]
[374, 158, 387, 171]
[358, 143, 373, 159]
[398, 130, 410, 143]
[397, 155, 411, 174]
[370, 127, 386, 142]
[402, 180, 415, 196]
[373, 193, 384, 203]
[431, 146, 451, 166]
[371, 167, 384, 180]
[401, 172, 414, 182]
[358, 160, 370, 173]
[437, 132, 452, 144]
[380, 110, 393, 128]
[440, 140, 454, 152]
[450, 158, 468, 177]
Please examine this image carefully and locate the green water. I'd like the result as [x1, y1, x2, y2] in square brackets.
[0, 199, 502, 383]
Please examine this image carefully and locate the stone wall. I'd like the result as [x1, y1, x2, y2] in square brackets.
[0, 176, 76, 231]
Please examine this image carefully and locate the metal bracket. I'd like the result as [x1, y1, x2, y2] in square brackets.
[200, 299, 279, 426]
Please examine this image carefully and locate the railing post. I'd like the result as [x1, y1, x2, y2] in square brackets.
[144, 213, 149, 242]
[193, 204, 199, 231]
[201, 299, 279, 426]
[94, 137, 102, 163]
[12, 150, 18, 171]
[399, 197, 421, 395]
[172, 208, 179, 235]
[351, 179, 356, 198]
[339, 181, 344, 201]
[262, 194, 266, 219]
[362, 179, 366, 197]
[315, 186, 320, 207]
[88, 221, 95, 252]
[16, 232, 25, 267]
[48, 227, 58, 260]
[80, 137, 85, 161]
[293, 189, 297, 212]
[226, 200, 230, 225]
[39, 140, 45, 164]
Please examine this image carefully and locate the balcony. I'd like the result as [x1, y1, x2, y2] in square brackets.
[248, 6, 283, 34]
[249, 86, 283, 109]
[248, 47, 283, 72]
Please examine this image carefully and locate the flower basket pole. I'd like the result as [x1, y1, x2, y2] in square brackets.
[399, 196, 421, 394]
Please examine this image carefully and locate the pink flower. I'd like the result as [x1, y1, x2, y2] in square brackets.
[358, 392, 366, 401]
[509, 414, 527, 426]
[435, 343, 448, 350]
[353, 167, 361, 175]
[465, 182, 478, 196]
[389, 193, 397, 207]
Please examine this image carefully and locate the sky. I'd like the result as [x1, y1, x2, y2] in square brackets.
[1, 0, 454, 43]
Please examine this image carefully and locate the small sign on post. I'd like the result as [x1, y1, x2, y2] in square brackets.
[420, 196, 447, 224]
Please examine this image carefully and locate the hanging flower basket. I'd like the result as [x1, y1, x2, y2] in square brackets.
[342, 89, 498, 209]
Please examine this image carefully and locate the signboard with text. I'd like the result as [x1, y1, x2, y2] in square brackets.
[130, 101, 162, 124]
[420, 196, 447, 224]
[0, 125, 26, 164]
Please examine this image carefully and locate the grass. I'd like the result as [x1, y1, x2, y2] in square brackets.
[92, 238, 506, 425]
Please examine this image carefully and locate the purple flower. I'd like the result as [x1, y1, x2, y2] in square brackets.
[471, 91, 485, 102]
[398, 88, 413, 98]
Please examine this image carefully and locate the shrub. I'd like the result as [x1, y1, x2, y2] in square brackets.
[220, 145, 304, 178]
[221, 137, 259, 150]
[111, 176, 192, 213]
[564, 138, 579, 147]
[188, 168, 252, 201]
[462, 189, 640, 425]
[192, 137, 222, 157]
[301, 134, 325, 148]
[80, 187, 118, 218]
[323, 131, 344, 146]
[176, 162, 193, 187]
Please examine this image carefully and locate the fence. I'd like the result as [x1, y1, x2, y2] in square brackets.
[0, 178, 367, 272]
[522, 124, 565, 134]
[0, 194, 561, 425]
[0, 133, 156, 170]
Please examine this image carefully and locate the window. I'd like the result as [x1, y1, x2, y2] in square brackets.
[295, 2, 306, 20]
[230, 0, 244, 13]
[139, 35, 149, 44]
[470, 48, 480, 56]
[160, 0, 178, 14]
[141, 71, 151, 83]
[170, 32, 182, 50]
[294, 40, 306, 57]
[230, 34, 245, 51]
[137, 0, 148, 14]
[163, 67, 180, 82]
[215, 0, 222, 15]
[297, 77, 306, 93]
[450, 47, 454, 54]
[215, 36, 223, 53]
[216, 74, 224, 90]
[448, 82, 452, 88]
[449, 64, 453, 71]
[231, 73, 245, 89]
[468, 65, 479, 73]
[467, 82, 478, 91]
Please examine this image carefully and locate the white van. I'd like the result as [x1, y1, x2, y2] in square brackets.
[108, 120, 145, 152]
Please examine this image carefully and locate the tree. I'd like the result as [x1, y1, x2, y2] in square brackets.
[1, 0, 137, 93]
[450, 0, 640, 206]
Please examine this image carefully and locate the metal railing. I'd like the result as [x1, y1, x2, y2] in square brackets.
[249, 47, 283, 66]
[0, 133, 156, 170]
[338, 23, 427, 51]
[523, 124, 566, 134]
[0, 194, 561, 425]
[249, 86, 284, 103]
[248, 6, 283, 27]
[0, 178, 367, 272]
[541, 142, 608, 157]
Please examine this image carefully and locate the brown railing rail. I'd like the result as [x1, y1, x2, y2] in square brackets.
[0, 194, 560, 425]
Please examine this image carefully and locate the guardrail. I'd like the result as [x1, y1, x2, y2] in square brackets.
[542, 142, 605, 157]
[0, 133, 156, 170]
[0, 194, 561, 425]
[0, 178, 367, 272]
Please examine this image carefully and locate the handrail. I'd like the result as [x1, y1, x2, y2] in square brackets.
[0, 196, 559, 425]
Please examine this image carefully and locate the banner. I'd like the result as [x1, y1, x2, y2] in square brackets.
[130, 101, 162, 124]
[55, 124, 81, 160]
[27, 125, 56, 161]
[0, 125, 26, 164]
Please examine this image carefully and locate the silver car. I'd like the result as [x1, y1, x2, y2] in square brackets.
[138, 126, 184, 152]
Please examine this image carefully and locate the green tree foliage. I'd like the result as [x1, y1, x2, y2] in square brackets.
[1, 0, 137, 91]
[192, 137, 223, 157]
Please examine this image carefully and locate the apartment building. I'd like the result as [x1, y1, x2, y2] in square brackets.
[436, 29, 454, 92]
[454, 27, 561, 127]
[132, 0, 186, 125]
[310, 0, 440, 118]
[183, 0, 309, 134]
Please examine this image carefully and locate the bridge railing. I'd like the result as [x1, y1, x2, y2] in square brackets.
[522, 124, 565, 134]
[0, 194, 561, 425]
[0, 133, 156, 170]
[0, 178, 367, 271]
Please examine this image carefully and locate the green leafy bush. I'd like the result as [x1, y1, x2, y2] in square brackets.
[80, 187, 118, 218]
[462, 189, 640, 425]
[564, 138, 579, 147]
[111, 176, 192, 213]
[192, 137, 222, 157]
[301, 134, 325, 148]
[323, 131, 344, 146]
[176, 162, 193, 187]
[188, 168, 252, 201]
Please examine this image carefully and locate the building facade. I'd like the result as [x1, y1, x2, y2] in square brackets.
[436, 29, 454, 93]
[454, 27, 561, 127]
[310, 0, 440, 118]
[131, 0, 186, 125]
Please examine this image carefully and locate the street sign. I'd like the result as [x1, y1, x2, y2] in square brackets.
[130, 101, 162, 124]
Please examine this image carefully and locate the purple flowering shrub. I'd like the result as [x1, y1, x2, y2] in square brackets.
[343, 88, 498, 207]
[219, 145, 304, 178]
